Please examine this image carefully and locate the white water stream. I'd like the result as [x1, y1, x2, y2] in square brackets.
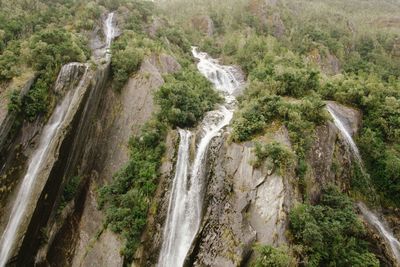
[157, 47, 241, 267]
[104, 12, 115, 60]
[0, 12, 116, 267]
[327, 103, 400, 265]
[358, 203, 400, 264]
[326, 103, 361, 162]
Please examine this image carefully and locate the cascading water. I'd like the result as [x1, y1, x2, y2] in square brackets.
[326, 103, 361, 162]
[104, 12, 115, 60]
[0, 64, 89, 267]
[358, 203, 400, 264]
[157, 47, 242, 267]
[326, 103, 400, 265]
[0, 11, 117, 266]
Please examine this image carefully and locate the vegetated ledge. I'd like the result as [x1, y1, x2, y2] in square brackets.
[3, 62, 110, 267]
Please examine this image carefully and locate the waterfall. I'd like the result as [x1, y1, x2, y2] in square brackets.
[157, 47, 241, 267]
[326, 103, 361, 162]
[0, 64, 89, 267]
[104, 12, 116, 60]
[358, 203, 400, 264]
[327, 103, 400, 265]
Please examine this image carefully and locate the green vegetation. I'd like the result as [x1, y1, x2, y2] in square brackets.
[58, 176, 82, 213]
[252, 245, 296, 267]
[289, 187, 379, 267]
[320, 74, 400, 206]
[253, 141, 295, 173]
[99, 119, 167, 262]
[155, 69, 221, 128]
[160, 0, 400, 207]
[156, 0, 399, 264]
[111, 34, 145, 90]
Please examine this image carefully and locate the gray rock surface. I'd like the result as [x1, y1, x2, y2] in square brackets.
[50, 54, 181, 267]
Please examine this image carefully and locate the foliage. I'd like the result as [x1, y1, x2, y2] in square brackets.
[0, 49, 20, 80]
[254, 141, 295, 173]
[155, 69, 222, 128]
[252, 245, 296, 267]
[7, 89, 22, 113]
[99, 119, 167, 262]
[289, 187, 379, 267]
[111, 34, 145, 90]
[29, 28, 88, 72]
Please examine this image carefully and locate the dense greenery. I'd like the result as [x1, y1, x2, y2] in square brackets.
[155, 69, 221, 128]
[319, 74, 400, 206]
[289, 187, 379, 266]
[164, 0, 400, 207]
[252, 245, 296, 267]
[99, 119, 167, 262]
[253, 141, 295, 174]
[111, 33, 145, 90]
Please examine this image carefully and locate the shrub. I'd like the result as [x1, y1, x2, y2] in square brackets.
[155, 69, 222, 128]
[252, 245, 296, 267]
[22, 74, 51, 121]
[254, 141, 296, 173]
[289, 186, 379, 267]
[0, 50, 20, 80]
[7, 89, 22, 113]
[29, 28, 87, 71]
[111, 44, 144, 90]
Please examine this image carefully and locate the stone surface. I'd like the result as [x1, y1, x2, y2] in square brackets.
[52, 54, 181, 267]
[188, 126, 297, 266]
[191, 15, 214, 37]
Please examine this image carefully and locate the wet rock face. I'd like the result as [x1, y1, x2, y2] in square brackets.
[53, 63, 88, 95]
[188, 127, 297, 266]
[307, 102, 362, 201]
[183, 102, 362, 265]
[45, 54, 181, 267]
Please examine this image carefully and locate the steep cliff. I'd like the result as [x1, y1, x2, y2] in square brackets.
[42, 54, 181, 267]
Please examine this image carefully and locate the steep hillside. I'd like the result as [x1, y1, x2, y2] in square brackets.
[0, 0, 399, 267]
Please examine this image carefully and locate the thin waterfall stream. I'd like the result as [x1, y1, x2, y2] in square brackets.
[326, 103, 400, 265]
[0, 65, 89, 267]
[0, 12, 116, 267]
[157, 48, 242, 267]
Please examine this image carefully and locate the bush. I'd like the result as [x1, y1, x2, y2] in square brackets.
[7, 89, 22, 113]
[155, 69, 222, 128]
[111, 44, 144, 90]
[29, 28, 87, 71]
[0, 49, 20, 80]
[289, 186, 379, 267]
[254, 141, 296, 173]
[22, 74, 51, 121]
[252, 245, 296, 267]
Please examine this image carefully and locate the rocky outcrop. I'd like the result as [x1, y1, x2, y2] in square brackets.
[0, 62, 109, 266]
[270, 13, 285, 38]
[0, 75, 36, 209]
[186, 126, 298, 266]
[191, 15, 214, 37]
[43, 54, 181, 267]
[180, 102, 362, 266]
[307, 102, 361, 201]
[308, 49, 341, 75]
